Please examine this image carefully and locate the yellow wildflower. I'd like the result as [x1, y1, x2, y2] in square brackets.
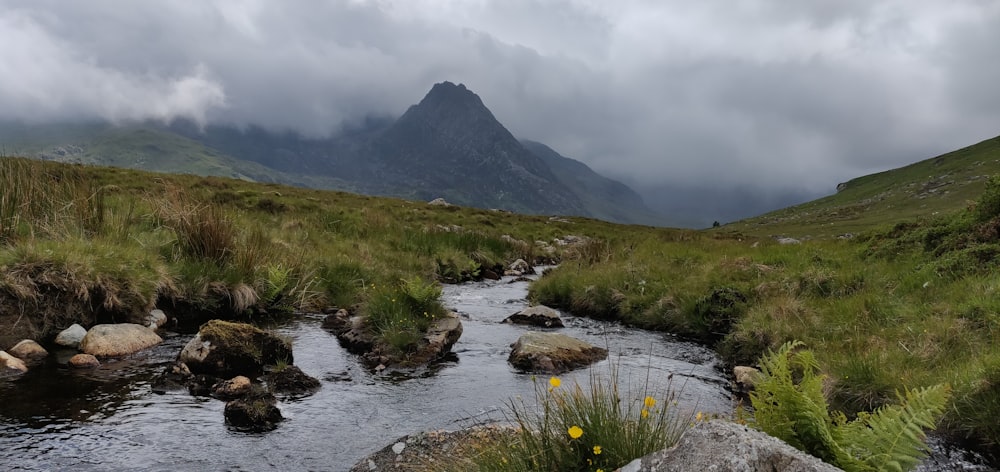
[641, 408, 649, 419]
[696, 411, 704, 422]
[567, 425, 583, 439]
[549, 377, 561, 388]
[593, 445, 602, 455]
[597, 469, 605, 472]
[644, 396, 656, 408]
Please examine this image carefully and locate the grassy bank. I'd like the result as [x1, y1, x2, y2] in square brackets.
[5, 155, 1000, 460]
[529, 182, 1000, 458]
[0, 157, 678, 353]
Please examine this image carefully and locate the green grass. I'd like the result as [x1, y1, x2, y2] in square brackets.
[441, 371, 689, 472]
[724, 135, 1000, 239]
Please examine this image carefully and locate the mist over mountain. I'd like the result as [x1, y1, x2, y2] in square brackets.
[3, 82, 665, 226]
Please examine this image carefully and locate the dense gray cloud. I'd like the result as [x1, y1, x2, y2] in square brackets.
[1, 0, 999, 223]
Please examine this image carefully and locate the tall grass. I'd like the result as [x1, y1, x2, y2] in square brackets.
[445, 370, 689, 471]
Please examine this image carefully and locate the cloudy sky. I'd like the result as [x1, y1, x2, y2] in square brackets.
[2, 0, 999, 225]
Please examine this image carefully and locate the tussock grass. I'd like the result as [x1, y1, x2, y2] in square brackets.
[442, 371, 689, 472]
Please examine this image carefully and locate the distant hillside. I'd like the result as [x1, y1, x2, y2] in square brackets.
[521, 140, 662, 226]
[1, 82, 660, 226]
[726, 135, 1000, 238]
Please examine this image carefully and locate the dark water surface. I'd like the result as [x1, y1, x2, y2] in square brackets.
[0, 273, 992, 471]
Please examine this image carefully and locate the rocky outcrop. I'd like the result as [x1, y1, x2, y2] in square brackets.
[80, 323, 163, 357]
[55, 324, 88, 349]
[619, 420, 842, 472]
[68, 353, 101, 368]
[178, 320, 293, 378]
[322, 309, 374, 354]
[264, 365, 320, 396]
[0, 350, 28, 375]
[502, 305, 564, 328]
[9, 339, 48, 363]
[224, 386, 283, 431]
[325, 309, 463, 369]
[349, 424, 516, 472]
[508, 332, 607, 373]
[504, 258, 534, 276]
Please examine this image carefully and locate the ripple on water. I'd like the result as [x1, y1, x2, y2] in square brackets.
[0, 273, 993, 471]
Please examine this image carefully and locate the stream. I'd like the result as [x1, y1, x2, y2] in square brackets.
[0, 272, 993, 471]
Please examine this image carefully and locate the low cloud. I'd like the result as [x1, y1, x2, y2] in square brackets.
[1, 0, 998, 219]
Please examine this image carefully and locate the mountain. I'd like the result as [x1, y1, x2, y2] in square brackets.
[520, 140, 663, 226]
[725, 134, 1000, 238]
[1, 82, 660, 225]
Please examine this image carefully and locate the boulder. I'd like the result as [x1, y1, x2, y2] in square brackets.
[0, 350, 28, 375]
[68, 353, 101, 369]
[212, 375, 252, 400]
[142, 309, 169, 329]
[508, 332, 607, 373]
[777, 237, 802, 245]
[265, 365, 320, 396]
[733, 365, 761, 396]
[502, 305, 564, 328]
[80, 323, 163, 358]
[224, 386, 283, 431]
[619, 420, 841, 472]
[55, 324, 88, 349]
[178, 320, 293, 378]
[412, 312, 463, 364]
[9, 339, 48, 363]
[504, 258, 535, 276]
[322, 309, 374, 354]
[428, 198, 451, 206]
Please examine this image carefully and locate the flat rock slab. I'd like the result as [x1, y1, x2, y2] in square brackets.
[620, 420, 842, 472]
[508, 331, 607, 373]
[80, 323, 163, 358]
[503, 305, 564, 328]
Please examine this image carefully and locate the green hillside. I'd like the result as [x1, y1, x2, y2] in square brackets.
[726, 135, 1000, 238]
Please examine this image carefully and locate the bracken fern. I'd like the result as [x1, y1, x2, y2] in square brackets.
[750, 341, 950, 472]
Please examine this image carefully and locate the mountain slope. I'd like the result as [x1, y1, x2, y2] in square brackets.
[368, 81, 586, 215]
[725, 135, 1000, 238]
[1, 82, 659, 225]
[521, 140, 662, 226]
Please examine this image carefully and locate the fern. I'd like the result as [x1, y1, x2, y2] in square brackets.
[749, 341, 950, 472]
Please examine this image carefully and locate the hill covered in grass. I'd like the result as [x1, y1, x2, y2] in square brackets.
[725, 135, 1000, 238]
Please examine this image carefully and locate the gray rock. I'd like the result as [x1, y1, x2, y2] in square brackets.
[502, 305, 564, 328]
[80, 324, 163, 358]
[55, 324, 88, 349]
[428, 198, 451, 206]
[179, 320, 292, 378]
[777, 237, 802, 245]
[619, 420, 842, 472]
[0, 350, 28, 375]
[9, 339, 48, 363]
[508, 331, 607, 373]
[143, 309, 168, 329]
[505, 258, 534, 276]
[733, 365, 761, 395]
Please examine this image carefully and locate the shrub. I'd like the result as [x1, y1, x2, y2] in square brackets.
[749, 341, 950, 472]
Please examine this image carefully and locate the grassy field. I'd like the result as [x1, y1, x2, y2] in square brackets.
[4, 134, 1000, 463]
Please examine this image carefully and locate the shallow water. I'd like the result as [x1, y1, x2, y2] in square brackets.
[0, 273, 992, 471]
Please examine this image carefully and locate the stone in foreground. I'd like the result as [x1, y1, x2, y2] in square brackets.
[619, 420, 841, 472]
[179, 320, 293, 378]
[80, 323, 163, 358]
[508, 331, 607, 373]
[502, 305, 564, 328]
